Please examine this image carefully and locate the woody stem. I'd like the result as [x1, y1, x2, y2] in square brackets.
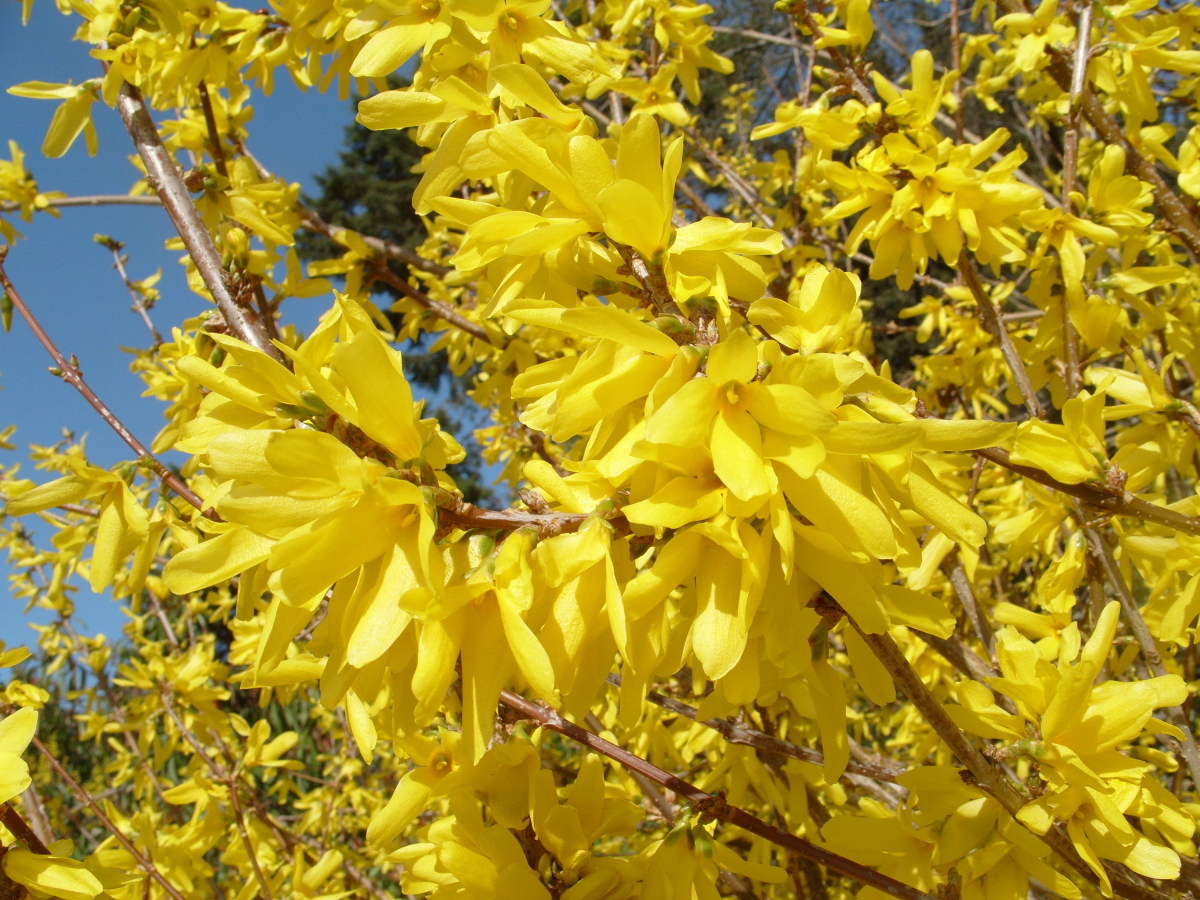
[498, 689, 936, 900]
[0, 255, 215, 519]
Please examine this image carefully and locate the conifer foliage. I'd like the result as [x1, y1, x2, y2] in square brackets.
[3, 1, 1200, 899]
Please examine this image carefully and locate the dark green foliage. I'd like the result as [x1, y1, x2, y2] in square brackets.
[295, 95, 425, 264]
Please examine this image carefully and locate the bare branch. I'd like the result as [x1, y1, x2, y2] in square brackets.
[197, 82, 230, 180]
[605, 673, 906, 783]
[27, 733, 188, 900]
[1082, 522, 1200, 789]
[0, 195, 163, 212]
[710, 26, 801, 48]
[226, 763, 275, 900]
[96, 235, 163, 345]
[114, 82, 284, 362]
[1057, 1, 1093, 397]
[683, 129, 785, 238]
[435, 496, 595, 537]
[291, 196, 452, 279]
[499, 689, 938, 900]
[369, 259, 497, 344]
[974, 446, 1200, 537]
[1, 802, 51, 854]
[941, 558, 995, 659]
[0, 254, 215, 520]
[958, 251, 1046, 419]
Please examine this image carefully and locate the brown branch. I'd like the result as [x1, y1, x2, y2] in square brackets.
[226, 763, 275, 900]
[18, 785, 55, 847]
[28, 735, 188, 900]
[113, 82, 284, 363]
[56, 503, 99, 518]
[525, 427, 568, 478]
[1060, 2, 1092, 213]
[958, 251, 1046, 419]
[1081, 523, 1200, 789]
[197, 82, 229, 180]
[843, 616, 1164, 900]
[435, 497, 593, 537]
[1, 802, 50, 854]
[293, 202, 451, 279]
[987, 0, 1200, 258]
[974, 446, 1200, 536]
[940, 558, 995, 658]
[498, 689, 937, 900]
[605, 673, 906, 782]
[369, 260, 495, 344]
[0, 195, 164, 212]
[675, 178, 717, 219]
[0, 254, 216, 520]
[96, 235, 163, 345]
[1058, 1, 1092, 398]
[949, 0, 963, 142]
[913, 630, 995, 683]
[586, 712, 678, 823]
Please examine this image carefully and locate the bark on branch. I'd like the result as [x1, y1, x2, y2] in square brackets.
[498, 689, 937, 900]
[605, 673, 906, 782]
[114, 82, 285, 362]
[0, 255, 216, 520]
[975, 446, 1200, 536]
[846, 617, 1167, 900]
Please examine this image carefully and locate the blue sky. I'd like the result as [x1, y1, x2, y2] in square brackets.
[0, 3, 358, 644]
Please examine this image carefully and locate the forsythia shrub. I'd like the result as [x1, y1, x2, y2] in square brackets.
[2, 0, 1200, 899]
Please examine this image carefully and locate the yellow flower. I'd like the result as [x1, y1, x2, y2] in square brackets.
[951, 602, 1190, 894]
[0, 706, 37, 806]
[822, 127, 1042, 288]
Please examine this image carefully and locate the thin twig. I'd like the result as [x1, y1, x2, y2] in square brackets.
[1058, 0, 1092, 397]
[197, 82, 229, 179]
[842, 613, 1163, 900]
[499, 690, 937, 900]
[96, 235, 164, 345]
[683, 129, 784, 237]
[710, 25, 802, 48]
[226, 763, 275, 900]
[0, 195, 163, 212]
[28, 734, 188, 900]
[958, 250, 1045, 419]
[949, 0, 963, 142]
[605, 673, 905, 782]
[369, 260, 495, 344]
[941, 558, 995, 659]
[675, 178, 717, 219]
[1060, 1, 1092, 212]
[1081, 522, 1200, 789]
[974, 446, 1200, 536]
[0, 254, 215, 519]
[586, 712, 677, 823]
